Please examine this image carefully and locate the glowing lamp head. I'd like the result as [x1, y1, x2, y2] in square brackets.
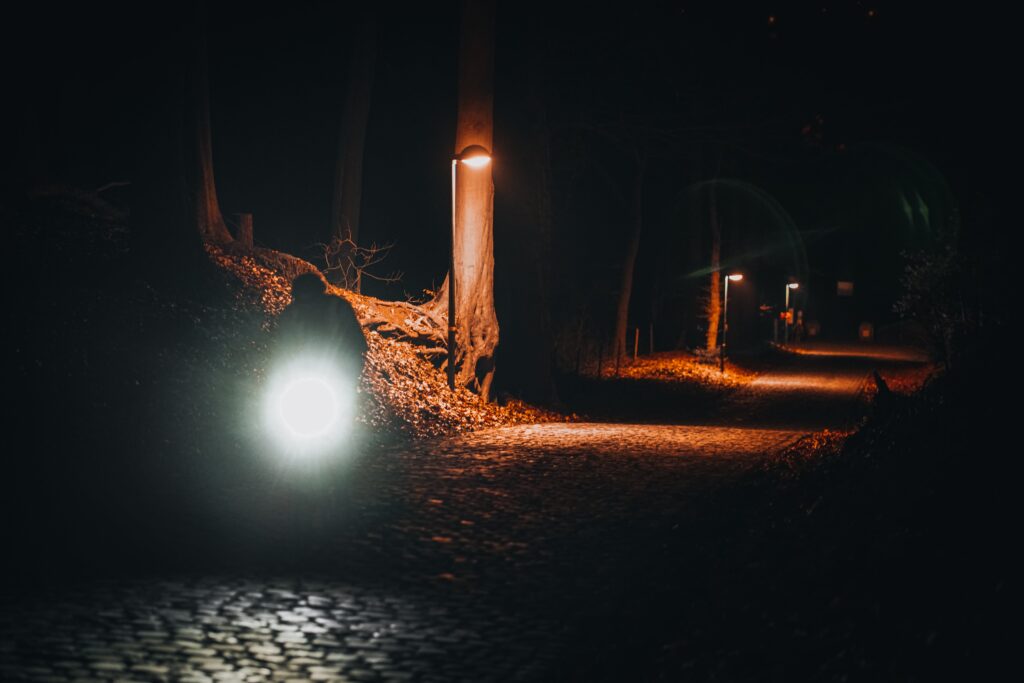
[727, 274, 744, 282]
[787, 282, 800, 289]
[455, 144, 492, 168]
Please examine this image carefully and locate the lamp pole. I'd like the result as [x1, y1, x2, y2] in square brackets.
[720, 273, 743, 373]
[784, 282, 799, 345]
[448, 145, 492, 390]
[448, 158, 458, 390]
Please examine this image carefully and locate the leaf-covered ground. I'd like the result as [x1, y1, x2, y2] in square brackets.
[205, 245, 564, 438]
[603, 349, 757, 386]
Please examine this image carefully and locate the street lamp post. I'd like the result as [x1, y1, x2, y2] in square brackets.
[720, 273, 743, 373]
[448, 144, 492, 390]
[784, 282, 799, 345]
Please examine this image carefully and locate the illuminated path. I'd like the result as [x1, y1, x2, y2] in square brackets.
[0, 344, 929, 682]
[718, 342, 927, 430]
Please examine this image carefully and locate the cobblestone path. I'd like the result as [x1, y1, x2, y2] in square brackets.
[1, 346, 919, 682]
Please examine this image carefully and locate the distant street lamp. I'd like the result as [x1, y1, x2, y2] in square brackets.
[720, 273, 743, 373]
[448, 145, 492, 390]
[784, 282, 799, 344]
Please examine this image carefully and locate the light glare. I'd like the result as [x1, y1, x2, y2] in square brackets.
[278, 377, 339, 438]
[263, 353, 355, 458]
[461, 155, 491, 168]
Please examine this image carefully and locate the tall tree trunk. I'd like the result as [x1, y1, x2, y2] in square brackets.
[330, 15, 376, 276]
[194, 3, 231, 245]
[130, 7, 213, 289]
[517, 28, 557, 402]
[525, 90, 556, 401]
[705, 183, 722, 351]
[613, 153, 645, 368]
[429, 0, 499, 399]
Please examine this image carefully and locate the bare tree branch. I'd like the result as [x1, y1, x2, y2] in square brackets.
[316, 229, 402, 291]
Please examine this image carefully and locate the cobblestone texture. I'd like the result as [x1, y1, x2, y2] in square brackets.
[1, 346, 906, 682]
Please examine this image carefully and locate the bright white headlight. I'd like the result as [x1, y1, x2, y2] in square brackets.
[278, 376, 340, 438]
[263, 354, 355, 457]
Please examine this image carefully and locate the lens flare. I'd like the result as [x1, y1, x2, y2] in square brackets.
[263, 354, 355, 457]
[278, 376, 339, 437]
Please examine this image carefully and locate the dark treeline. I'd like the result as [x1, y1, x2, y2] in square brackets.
[4, 1, 1008, 401]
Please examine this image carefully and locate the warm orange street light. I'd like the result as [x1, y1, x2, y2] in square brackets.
[784, 282, 800, 344]
[458, 145, 492, 168]
[721, 273, 743, 372]
[448, 145, 493, 390]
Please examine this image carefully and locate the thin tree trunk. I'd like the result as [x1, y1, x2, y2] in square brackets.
[330, 15, 376, 269]
[194, 3, 231, 245]
[705, 183, 721, 351]
[428, 0, 499, 399]
[613, 153, 645, 367]
[236, 212, 253, 248]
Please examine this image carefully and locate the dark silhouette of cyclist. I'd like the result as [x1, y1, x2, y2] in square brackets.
[276, 273, 367, 379]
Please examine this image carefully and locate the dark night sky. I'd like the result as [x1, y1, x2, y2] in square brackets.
[5, 1, 1009, 352]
